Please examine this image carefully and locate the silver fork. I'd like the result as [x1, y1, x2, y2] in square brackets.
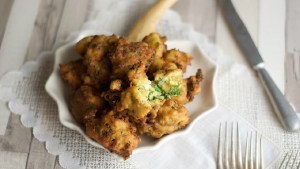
[217, 122, 264, 169]
[279, 151, 300, 169]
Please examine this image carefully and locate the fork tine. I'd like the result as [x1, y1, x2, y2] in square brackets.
[236, 123, 243, 169]
[260, 135, 264, 169]
[256, 132, 259, 169]
[285, 151, 294, 169]
[218, 122, 266, 169]
[279, 152, 289, 169]
[250, 132, 254, 169]
[231, 122, 236, 169]
[245, 132, 250, 169]
[291, 151, 299, 168]
[217, 123, 223, 169]
[225, 122, 230, 169]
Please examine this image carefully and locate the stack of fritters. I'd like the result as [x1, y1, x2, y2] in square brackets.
[59, 33, 203, 159]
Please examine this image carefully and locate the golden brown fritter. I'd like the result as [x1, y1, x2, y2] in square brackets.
[86, 110, 140, 159]
[186, 69, 203, 101]
[171, 79, 189, 105]
[126, 64, 148, 86]
[109, 39, 155, 80]
[117, 67, 185, 127]
[117, 85, 153, 123]
[171, 69, 204, 104]
[163, 49, 192, 73]
[60, 32, 203, 159]
[82, 35, 119, 89]
[143, 33, 166, 76]
[59, 59, 86, 88]
[117, 66, 162, 124]
[139, 99, 190, 138]
[143, 34, 191, 75]
[69, 85, 107, 123]
[83, 35, 118, 61]
[75, 36, 94, 56]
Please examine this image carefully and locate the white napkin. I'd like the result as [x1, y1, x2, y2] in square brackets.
[129, 106, 281, 169]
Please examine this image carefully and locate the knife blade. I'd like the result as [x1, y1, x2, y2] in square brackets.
[221, 0, 300, 131]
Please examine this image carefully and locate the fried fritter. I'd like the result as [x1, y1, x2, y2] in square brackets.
[86, 110, 140, 159]
[117, 84, 153, 123]
[60, 32, 203, 159]
[127, 64, 148, 86]
[142, 33, 166, 76]
[152, 68, 183, 98]
[170, 79, 189, 105]
[171, 69, 204, 105]
[118, 66, 161, 123]
[140, 99, 190, 138]
[69, 85, 107, 123]
[75, 36, 94, 56]
[186, 69, 203, 101]
[82, 35, 119, 89]
[163, 49, 191, 73]
[118, 68, 183, 124]
[59, 59, 86, 88]
[83, 35, 118, 62]
[143, 33, 191, 75]
[109, 39, 155, 80]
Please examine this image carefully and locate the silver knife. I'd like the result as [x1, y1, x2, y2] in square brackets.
[221, 0, 300, 131]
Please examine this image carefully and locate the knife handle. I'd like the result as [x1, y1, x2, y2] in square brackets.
[256, 67, 300, 131]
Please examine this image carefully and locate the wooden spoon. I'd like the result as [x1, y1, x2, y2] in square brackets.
[127, 0, 178, 42]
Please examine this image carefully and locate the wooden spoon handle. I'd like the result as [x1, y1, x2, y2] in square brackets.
[127, 0, 178, 41]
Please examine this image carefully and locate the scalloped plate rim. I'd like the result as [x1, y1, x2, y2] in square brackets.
[45, 30, 218, 159]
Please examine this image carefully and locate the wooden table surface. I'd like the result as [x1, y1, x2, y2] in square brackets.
[0, 0, 299, 168]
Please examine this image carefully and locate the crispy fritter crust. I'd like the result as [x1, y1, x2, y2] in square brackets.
[59, 59, 86, 88]
[143, 33, 166, 76]
[172, 69, 204, 104]
[109, 39, 154, 80]
[118, 85, 153, 122]
[163, 49, 191, 72]
[171, 79, 189, 105]
[139, 99, 190, 138]
[81, 35, 118, 89]
[69, 85, 107, 124]
[75, 36, 94, 56]
[86, 110, 140, 159]
[186, 69, 203, 101]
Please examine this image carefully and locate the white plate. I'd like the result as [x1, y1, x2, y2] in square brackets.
[45, 31, 218, 158]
